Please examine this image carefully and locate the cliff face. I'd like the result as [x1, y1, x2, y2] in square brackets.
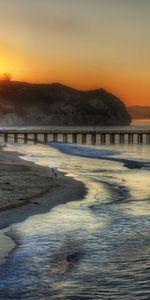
[0, 82, 131, 126]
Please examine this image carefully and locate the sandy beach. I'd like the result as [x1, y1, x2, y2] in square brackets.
[0, 147, 87, 230]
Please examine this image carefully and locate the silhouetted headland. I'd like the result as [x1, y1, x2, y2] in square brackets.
[127, 106, 150, 119]
[0, 81, 131, 126]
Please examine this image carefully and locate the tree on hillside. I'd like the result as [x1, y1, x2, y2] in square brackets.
[0, 73, 12, 82]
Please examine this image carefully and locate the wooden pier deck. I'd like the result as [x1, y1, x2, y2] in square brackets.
[0, 128, 150, 145]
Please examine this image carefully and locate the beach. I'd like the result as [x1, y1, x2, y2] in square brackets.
[0, 147, 86, 230]
[0, 141, 150, 299]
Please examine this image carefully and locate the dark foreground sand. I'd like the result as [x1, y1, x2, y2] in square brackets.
[0, 148, 87, 230]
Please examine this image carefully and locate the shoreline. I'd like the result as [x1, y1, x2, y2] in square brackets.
[0, 148, 87, 230]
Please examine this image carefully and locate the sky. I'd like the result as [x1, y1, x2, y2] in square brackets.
[0, 0, 150, 106]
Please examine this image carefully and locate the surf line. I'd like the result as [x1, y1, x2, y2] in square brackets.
[0, 227, 16, 266]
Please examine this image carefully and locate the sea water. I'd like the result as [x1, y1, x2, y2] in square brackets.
[0, 128, 150, 299]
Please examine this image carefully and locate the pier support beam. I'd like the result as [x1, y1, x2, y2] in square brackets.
[72, 133, 77, 144]
[146, 133, 150, 144]
[34, 133, 38, 144]
[119, 134, 125, 144]
[4, 133, 8, 143]
[44, 133, 48, 143]
[24, 133, 28, 144]
[53, 133, 58, 142]
[100, 134, 106, 144]
[128, 133, 133, 144]
[137, 133, 143, 144]
[110, 133, 115, 144]
[63, 133, 68, 143]
[91, 133, 96, 145]
[14, 133, 18, 143]
[82, 133, 87, 144]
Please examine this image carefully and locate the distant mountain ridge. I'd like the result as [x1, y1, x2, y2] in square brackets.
[127, 106, 150, 119]
[0, 81, 131, 126]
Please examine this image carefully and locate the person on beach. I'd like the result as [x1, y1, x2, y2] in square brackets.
[51, 167, 58, 178]
[51, 168, 55, 178]
[54, 167, 58, 178]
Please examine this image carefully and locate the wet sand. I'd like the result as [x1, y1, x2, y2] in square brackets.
[0, 148, 87, 230]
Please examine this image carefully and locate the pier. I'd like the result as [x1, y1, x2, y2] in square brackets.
[0, 128, 150, 145]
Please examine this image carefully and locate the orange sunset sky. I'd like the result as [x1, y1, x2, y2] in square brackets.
[0, 0, 150, 106]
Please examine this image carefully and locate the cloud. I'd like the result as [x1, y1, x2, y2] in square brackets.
[0, 0, 87, 37]
[32, 16, 85, 35]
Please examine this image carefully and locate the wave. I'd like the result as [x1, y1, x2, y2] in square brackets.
[48, 142, 120, 157]
[48, 142, 150, 170]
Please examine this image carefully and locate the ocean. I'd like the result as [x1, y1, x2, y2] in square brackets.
[0, 123, 150, 299]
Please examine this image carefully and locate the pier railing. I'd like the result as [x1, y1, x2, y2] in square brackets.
[0, 128, 150, 145]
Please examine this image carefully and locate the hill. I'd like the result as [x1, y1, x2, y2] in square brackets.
[127, 106, 150, 119]
[0, 81, 131, 126]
